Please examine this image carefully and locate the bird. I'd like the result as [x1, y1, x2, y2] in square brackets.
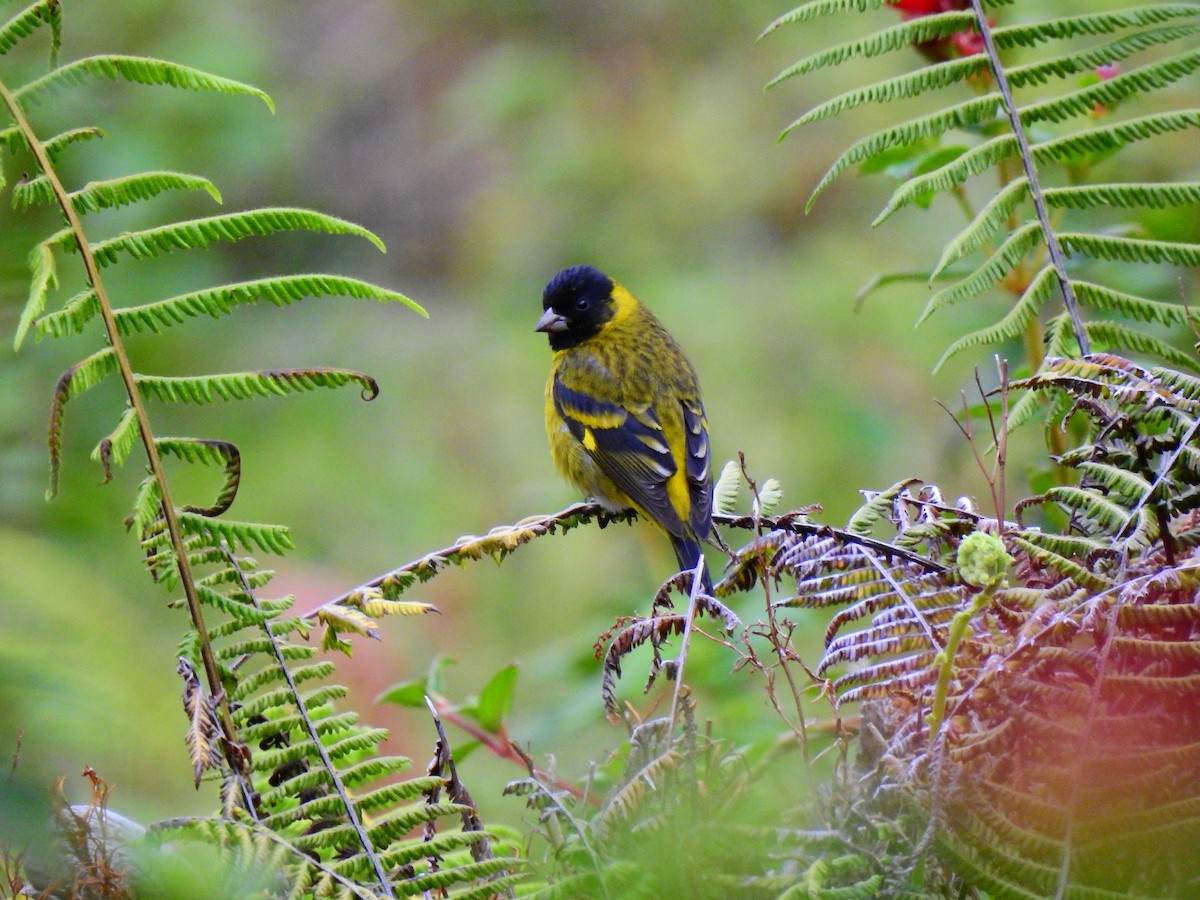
[536, 264, 714, 593]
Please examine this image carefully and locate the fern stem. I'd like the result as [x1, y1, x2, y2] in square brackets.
[926, 589, 991, 744]
[665, 556, 706, 744]
[222, 546, 396, 896]
[0, 76, 243, 774]
[968, 0, 1090, 356]
[308, 503, 947, 620]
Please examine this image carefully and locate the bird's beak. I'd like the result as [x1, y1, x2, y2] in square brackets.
[535, 308, 569, 333]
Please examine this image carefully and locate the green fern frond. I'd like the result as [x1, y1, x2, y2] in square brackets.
[91, 406, 138, 481]
[1059, 232, 1200, 267]
[176, 512, 294, 555]
[34, 289, 98, 341]
[1073, 461, 1152, 503]
[12, 169, 223, 213]
[13, 54, 274, 111]
[1075, 283, 1194, 327]
[759, 0, 890, 36]
[805, 93, 1003, 208]
[84, 207, 386, 266]
[847, 478, 922, 535]
[1044, 182, 1200, 211]
[992, 5, 1200, 50]
[768, 13, 977, 85]
[46, 347, 119, 496]
[876, 134, 1017, 226]
[933, 177, 1029, 280]
[157, 437, 242, 515]
[128, 475, 164, 540]
[1043, 485, 1132, 533]
[1007, 22, 1200, 88]
[920, 223, 1043, 322]
[401, 858, 518, 895]
[933, 266, 1057, 373]
[135, 368, 379, 405]
[788, 59, 992, 132]
[1021, 48, 1200, 126]
[0, 1, 60, 57]
[232, 662, 338, 704]
[1085, 321, 1200, 372]
[1033, 110, 1200, 163]
[41, 125, 105, 159]
[13, 238, 58, 350]
[112, 274, 425, 335]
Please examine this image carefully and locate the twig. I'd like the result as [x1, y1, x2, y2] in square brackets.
[968, 0, 1090, 355]
[306, 502, 948, 620]
[424, 692, 592, 804]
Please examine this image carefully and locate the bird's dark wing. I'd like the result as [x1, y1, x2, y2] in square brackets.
[552, 375, 690, 538]
[682, 399, 712, 539]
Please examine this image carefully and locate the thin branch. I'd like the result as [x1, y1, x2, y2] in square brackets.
[968, 0, 1090, 355]
[221, 544, 395, 897]
[0, 77, 243, 777]
[424, 692, 591, 804]
[306, 503, 947, 620]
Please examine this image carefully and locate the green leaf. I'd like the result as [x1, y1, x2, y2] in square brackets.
[767, 12, 977, 85]
[34, 290, 98, 341]
[113, 274, 426, 335]
[12, 170, 223, 214]
[13, 54, 274, 111]
[804, 94, 1003, 210]
[135, 368, 380, 404]
[714, 459, 741, 515]
[0, 1, 59, 56]
[176, 513, 294, 555]
[756, 479, 783, 517]
[46, 347, 119, 498]
[1084, 321, 1200, 373]
[759, 0, 891, 37]
[933, 266, 1057, 373]
[377, 678, 430, 709]
[1008, 22, 1200, 88]
[1059, 232, 1200, 267]
[1020, 47, 1200, 126]
[993, 6, 1200, 50]
[476, 664, 518, 734]
[14, 239, 58, 350]
[1031, 110, 1200, 165]
[920, 222, 1043, 322]
[86, 207, 386, 266]
[786, 56, 991, 133]
[875, 134, 1017, 226]
[90, 406, 139, 482]
[1043, 181, 1200, 211]
[933, 177, 1029, 279]
[1073, 281, 1193, 327]
[848, 478, 922, 536]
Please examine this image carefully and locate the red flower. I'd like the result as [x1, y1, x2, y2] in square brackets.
[889, 0, 984, 62]
[890, 0, 954, 14]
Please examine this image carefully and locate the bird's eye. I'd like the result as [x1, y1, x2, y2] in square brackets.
[575, 297, 590, 311]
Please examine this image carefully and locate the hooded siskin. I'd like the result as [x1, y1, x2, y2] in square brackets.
[537, 264, 713, 591]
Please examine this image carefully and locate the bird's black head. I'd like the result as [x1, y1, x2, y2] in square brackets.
[536, 264, 616, 351]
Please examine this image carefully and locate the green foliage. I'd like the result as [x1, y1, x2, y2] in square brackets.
[766, 0, 1200, 396]
[2, 3, 508, 896]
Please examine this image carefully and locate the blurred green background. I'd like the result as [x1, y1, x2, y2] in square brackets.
[2, 0, 1197, 846]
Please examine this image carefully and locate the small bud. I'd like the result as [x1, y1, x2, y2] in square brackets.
[957, 531, 1013, 589]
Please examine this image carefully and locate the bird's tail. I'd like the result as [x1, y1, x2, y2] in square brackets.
[671, 536, 713, 595]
